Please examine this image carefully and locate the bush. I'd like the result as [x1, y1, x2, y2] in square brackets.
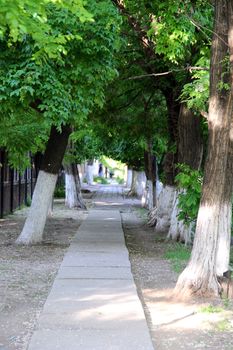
[93, 176, 109, 184]
[175, 164, 202, 225]
[116, 176, 124, 184]
[54, 185, 65, 198]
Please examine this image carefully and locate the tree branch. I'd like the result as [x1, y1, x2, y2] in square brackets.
[126, 66, 209, 80]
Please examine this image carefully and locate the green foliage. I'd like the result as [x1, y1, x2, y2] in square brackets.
[215, 319, 232, 332]
[54, 185, 65, 198]
[199, 305, 223, 314]
[0, 0, 121, 169]
[175, 164, 202, 225]
[180, 55, 210, 113]
[116, 176, 124, 185]
[93, 176, 109, 185]
[0, 0, 93, 60]
[164, 242, 191, 273]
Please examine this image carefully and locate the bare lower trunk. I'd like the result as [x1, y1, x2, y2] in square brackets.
[64, 163, 86, 209]
[175, 1, 233, 297]
[144, 143, 157, 207]
[16, 125, 71, 244]
[128, 169, 137, 196]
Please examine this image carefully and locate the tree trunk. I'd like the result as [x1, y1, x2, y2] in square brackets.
[16, 125, 71, 244]
[128, 170, 146, 198]
[151, 88, 180, 230]
[167, 104, 203, 243]
[144, 143, 157, 207]
[64, 163, 86, 209]
[154, 185, 176, 233]
[143, 180, 153, 210]
[175, 1, 233, 297]
[85, 160, 94, 185]
[177, 104, 203, 170]
[126, 167, 133, 188]
[167, 189, 193, 245]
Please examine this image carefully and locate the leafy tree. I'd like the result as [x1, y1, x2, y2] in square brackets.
[0, 0, 122, 244]
[175, 0, 233, 297]
[0, 0, 92, 60]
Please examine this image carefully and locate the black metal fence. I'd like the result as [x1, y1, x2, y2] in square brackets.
[0, 149, 39, 218]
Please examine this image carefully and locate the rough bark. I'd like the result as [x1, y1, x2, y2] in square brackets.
[144, 144, 157, 207]
[177, 104, 203, 169]
[64, 163, 86, 210]
[175, 1, 233, 297]
[16, 125, 71, 244]
[168, 104, 203, 243]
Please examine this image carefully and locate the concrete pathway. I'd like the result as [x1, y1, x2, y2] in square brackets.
[28, 185, 154, 349]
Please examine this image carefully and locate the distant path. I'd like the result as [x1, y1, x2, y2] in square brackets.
[28, 184, 154, 349]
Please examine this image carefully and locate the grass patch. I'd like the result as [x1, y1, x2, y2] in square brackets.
[215, 319, 232, 331]
[164, 242, 191, 273]
[199, 304, 224, 314]
[133, 207, 149, 222]
[93, 176, 109, 185]
[116, 176, 124, 185]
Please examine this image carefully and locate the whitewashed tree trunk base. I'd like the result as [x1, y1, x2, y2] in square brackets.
[154, 185, 176, 234]
[175, 204, 224, 298]
[65, 174, 78, 208]
[143, 180, 153, 210]
[216, 203, 232, 276]
[128, 171, 146, 198]
[86, 165, 94, 185]
[126, 168, 133, 188]
[167, 190, 193, 245]
[148, 206, 158, 227]
[16, 171, 58, 245]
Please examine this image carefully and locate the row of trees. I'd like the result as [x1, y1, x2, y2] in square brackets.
[1, 0, 233, 298]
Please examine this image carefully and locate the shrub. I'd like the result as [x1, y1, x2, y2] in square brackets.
[93, 176, 109, 184]
[175, 164, 202, 225]
[54, 185, 65, 198]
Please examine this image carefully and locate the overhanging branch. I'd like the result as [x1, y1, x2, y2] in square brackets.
[126, 66, 209, 80]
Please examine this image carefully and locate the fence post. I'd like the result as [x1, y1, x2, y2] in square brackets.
[18, 173, 21, 207]
[30, 154, 33, 198]
[24, 169, 28, 205]
[10, 168, 14, 213]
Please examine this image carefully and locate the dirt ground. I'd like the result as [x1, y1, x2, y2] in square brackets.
[0, 189, 233, 350]
[122, 209, 233, 350]
[0, 197, 91, 350]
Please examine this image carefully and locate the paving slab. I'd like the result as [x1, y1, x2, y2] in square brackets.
[28, 207, 154, 350]
[56, 266, 132, 279]
[61, 252, 130, 268]
[28, 329, 152, 350]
